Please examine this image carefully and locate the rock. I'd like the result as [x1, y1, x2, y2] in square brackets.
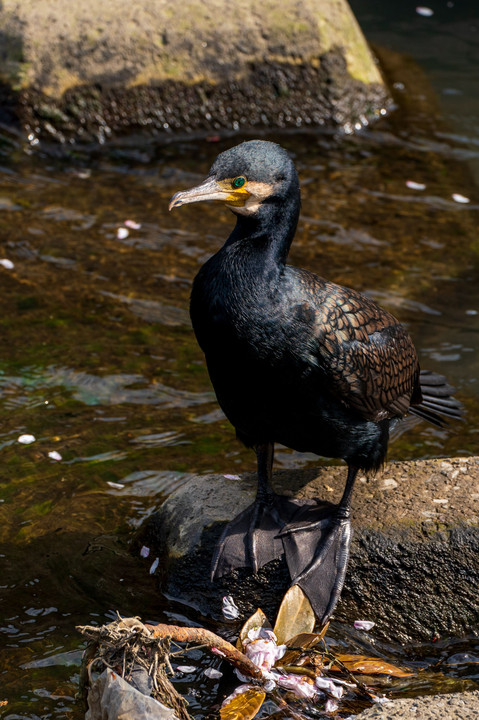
[137, 457, 479, 642]
[0, 0, 389, 141]
[356, 690, 479, 720]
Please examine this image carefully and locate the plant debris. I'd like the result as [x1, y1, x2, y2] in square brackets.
[77, 590, 413, 720]
[78, 615, 191, 720]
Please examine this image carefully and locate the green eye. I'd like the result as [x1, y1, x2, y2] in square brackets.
[232, 176, 246, 189]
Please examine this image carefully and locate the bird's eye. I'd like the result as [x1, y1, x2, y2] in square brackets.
[232, 176, 246, 189]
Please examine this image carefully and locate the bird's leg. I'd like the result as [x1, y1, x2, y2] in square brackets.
[255, 442, 275, 504]
[210, 442, 300, 581]
[280, 465, 358, 625]
[248, 442, 284, 572]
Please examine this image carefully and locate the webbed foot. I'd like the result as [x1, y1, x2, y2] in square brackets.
[210, 493, 301, 580]
[280, 502, 352, 625]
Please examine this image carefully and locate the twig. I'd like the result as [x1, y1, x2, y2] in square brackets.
[144, 623, 262, 679]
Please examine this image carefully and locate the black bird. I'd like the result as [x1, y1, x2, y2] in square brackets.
[169, 140, 462, 624]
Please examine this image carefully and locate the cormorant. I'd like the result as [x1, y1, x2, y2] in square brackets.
[169, 140, 462, 624]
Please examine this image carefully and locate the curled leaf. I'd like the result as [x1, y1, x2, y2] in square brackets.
[220, 688, 266, 720]
[273, 585, 315, 646]
[237, 609, 271, 652]
[333, 654, 413, 677]
[281, 626, 329, 667]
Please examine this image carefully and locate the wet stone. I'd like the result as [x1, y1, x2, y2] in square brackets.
[137, 457, 479, 642]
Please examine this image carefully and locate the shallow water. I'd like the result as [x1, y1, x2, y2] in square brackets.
[1, 3, 479, 718]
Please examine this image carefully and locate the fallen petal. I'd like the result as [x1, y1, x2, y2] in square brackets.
[176, 665, 196, 674]
[106, 481, 125, 489]
[48, 450, 62, 461]
[247, 628, 277, 643]
[0, 258, 14, 269]
[277, 674, 317, 699]
[222, 595, 240, 620]
[325, 698, 339, 712]
[371, 694, 390, 704]
[124, 219, 142, 229]
[18, 434, 36, 444]
[452, 193, 470, 204]
[212, 647, 226, 658]
[116, 227, 129, 239]
[354, 620, 375, 631]
[140, 545, 150, 558]
[406, 180, 426, 190]
[204, 667, 223, 679]
[149, 557, 159, 574]
[315, 677, 344, 699]
[224, 474, 241, 480]
[416, 6, 434, 16]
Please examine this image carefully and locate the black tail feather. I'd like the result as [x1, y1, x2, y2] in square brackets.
[409, 370, 463, 427]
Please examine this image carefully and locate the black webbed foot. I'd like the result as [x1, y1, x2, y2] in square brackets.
[210, 493, 302, 580]
[280, 501, 352, 625]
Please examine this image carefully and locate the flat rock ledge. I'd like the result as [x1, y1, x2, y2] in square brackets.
[356, 689, 479, 720]
[0, 0, 389, 143]
[137, 456, 479, 643]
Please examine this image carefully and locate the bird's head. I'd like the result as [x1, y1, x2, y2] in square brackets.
[169, 140, 299, 217]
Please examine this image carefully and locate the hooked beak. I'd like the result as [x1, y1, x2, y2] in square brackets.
[169, 176, 249, 211]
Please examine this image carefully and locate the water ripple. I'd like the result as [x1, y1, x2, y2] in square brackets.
[0, 365, 214, 408]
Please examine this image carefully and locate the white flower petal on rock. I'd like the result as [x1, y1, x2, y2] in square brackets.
[354, 620, 375, 631]
[222, 594, 240, 620]
[204, 667, 223, 679]
[0, 258, 14, 269]
[116, 227, 129, 239]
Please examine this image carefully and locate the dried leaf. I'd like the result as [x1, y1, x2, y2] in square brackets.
[220, 689, 266, 720]
[286, 623, 329, 650]
[237, 608, 271, 652]
[281, 625, 329, 667]
[273, 585, 315, 646]
[333, 654, 413, 677]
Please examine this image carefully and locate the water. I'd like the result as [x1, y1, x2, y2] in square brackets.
[1, 3, 479, 717]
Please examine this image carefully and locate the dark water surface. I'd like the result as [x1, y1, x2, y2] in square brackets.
[1, 3, 479, 718]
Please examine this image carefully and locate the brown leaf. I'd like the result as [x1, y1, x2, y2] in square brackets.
[220, 689, 266, 720]
[237, 608, 271, 652]
[280, 625, 329, 667]
[273, 585, 315, 646]
[286, 623, 330, 650]
[333, 654, 413, 677]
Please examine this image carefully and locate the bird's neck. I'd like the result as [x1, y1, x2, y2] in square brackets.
[225, 195, 300, 272]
